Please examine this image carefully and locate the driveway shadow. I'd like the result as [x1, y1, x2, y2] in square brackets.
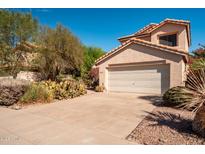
[125, 110, 202, 142]
[144, 111, 193, 134]
[138, 95, 163, 107]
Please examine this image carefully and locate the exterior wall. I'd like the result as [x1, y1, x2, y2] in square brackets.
[96, 43, 185, 92]
[181, 59, 187, 83]
[151, 23, 189, 52]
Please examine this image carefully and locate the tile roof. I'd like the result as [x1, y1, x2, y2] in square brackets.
[118, 18, 191, 45]
[95, 38, 188, 65]
[134, 23, 158, 35]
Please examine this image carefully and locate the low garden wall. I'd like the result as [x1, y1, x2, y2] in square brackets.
[0, 76, 13, 80]
[16, 71, 42, 82]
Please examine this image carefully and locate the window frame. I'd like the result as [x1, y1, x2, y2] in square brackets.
[158, 32, 178, 47]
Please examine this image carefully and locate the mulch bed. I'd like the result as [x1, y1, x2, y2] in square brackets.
[126, 107, 205, 145]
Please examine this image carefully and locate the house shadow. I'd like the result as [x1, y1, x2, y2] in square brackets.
[125, 110, 203, 142]
[138, 95, 164, 107]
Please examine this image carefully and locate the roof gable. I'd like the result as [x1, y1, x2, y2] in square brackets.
[118, 18, 191, 46]
[95, 38, 188, 65]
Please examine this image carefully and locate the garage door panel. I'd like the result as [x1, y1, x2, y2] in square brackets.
[108, 64, 170, 94]
[109, 87, 161, 94]
[109, 69, 159, 74]
[108, 73, 161, 80]
[108, 81, 161, 87]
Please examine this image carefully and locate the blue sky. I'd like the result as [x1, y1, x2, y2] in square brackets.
[12, 8, 205, 52]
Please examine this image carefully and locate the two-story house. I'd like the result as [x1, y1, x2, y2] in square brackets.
[94, 19, 190, 94]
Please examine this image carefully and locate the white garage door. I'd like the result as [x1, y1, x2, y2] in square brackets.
[108, 65, 170, 94]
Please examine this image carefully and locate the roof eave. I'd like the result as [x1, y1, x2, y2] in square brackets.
[118, 33, 150, 42]
[95, 39, 188, 65]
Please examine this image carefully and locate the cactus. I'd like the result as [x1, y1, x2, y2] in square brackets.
[40, 80, 87, 100]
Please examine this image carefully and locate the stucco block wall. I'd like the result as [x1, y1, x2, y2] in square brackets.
[96, 43, 185, 91]
[151, 23, 189, 51]
[16, 71, 42, 82]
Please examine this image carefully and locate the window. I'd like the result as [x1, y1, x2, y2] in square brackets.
[159, 34, 177, 47]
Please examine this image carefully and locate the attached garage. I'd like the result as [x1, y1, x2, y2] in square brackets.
[94, 19, 190, 95]
[107, 64, 170, 94]
[95, 40, 188, 95]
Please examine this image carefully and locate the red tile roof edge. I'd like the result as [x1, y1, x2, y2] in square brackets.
[118, 18, 191, 45]
[95, 38, 188, 65]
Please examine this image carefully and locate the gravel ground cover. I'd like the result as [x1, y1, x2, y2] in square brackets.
[126, 107, 205, 145]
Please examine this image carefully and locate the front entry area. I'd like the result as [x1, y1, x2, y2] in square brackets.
[107, 64, 170, 94]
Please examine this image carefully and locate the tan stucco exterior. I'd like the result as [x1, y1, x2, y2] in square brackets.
[96, 43, 186, 93]
[95, 19, 189, 94]
[119, 23, 189, 52]
[151, 23, 189, 51]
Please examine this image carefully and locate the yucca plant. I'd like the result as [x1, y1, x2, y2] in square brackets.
[178, 69, 205, 112]
[177, 68, 205, 137]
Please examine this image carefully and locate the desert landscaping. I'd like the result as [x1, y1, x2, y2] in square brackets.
[1, 9, 205, 145]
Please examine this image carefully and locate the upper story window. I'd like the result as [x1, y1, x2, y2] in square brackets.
[159, 34, 177, 47]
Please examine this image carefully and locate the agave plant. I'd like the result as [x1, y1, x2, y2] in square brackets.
[162, 86, 189, 107]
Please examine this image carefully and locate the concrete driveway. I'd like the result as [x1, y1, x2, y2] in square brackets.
[0, 91, 157, 144]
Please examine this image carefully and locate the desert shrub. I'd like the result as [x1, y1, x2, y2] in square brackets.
[179, 68, 205, 112]
[83, 67, 99, 89]
[162, 86, 191, 107]
[192, 105, 205, 137]
[20, 83, 53, 103]
[41, 80, 87, 100]
[0, 79, 29, 106]
[95, 85, 104, 92]
[167, 68, 205, 137]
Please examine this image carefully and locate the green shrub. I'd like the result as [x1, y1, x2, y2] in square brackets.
[95, 85, 104, 92]
[20, 83, 53, 103]
[0, 79, 30, 106]
[41, 80, 87, 100]
[162, 86, 189, 107]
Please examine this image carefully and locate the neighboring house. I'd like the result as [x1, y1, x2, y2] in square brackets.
[94, 19, 190, 94]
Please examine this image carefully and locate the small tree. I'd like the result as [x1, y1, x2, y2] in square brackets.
[192, 44, 205, 58]
[81, 46, 104, 76]
[33, 24, 84, 80]
[81, 46, 104, 87]
[191, 58, 205, 70]
[0, 9, 38, 77]
[190, 44, 205, 70]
